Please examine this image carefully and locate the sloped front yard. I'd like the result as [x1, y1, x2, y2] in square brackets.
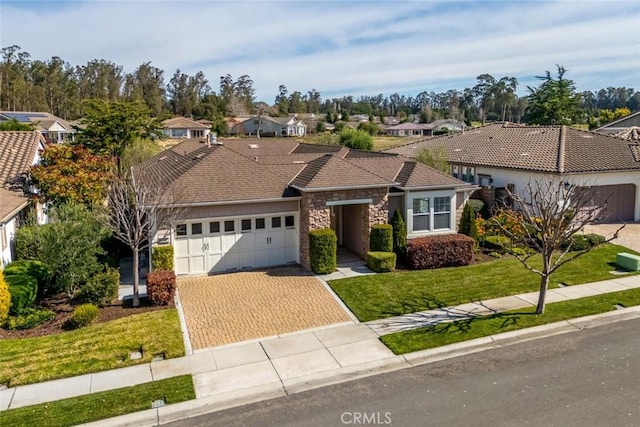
[328, 244, 639, 322]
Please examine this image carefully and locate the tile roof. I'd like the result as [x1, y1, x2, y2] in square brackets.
[134, 138, 471, 205]
[162, 116, 210, 129]
[0, 131, 44, 191]
[386, 123, 640, 174]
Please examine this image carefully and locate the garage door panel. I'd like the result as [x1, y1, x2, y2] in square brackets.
[582, 184, 636, 223]
[174, 213, 299, 275]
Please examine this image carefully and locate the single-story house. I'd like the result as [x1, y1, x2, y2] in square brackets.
[236, 116, 307, 137]
[162, 117, 211, 139]
[0, 111, 75, 143]
[386, 122, 640, 222]
[134, 139, 476, 276]
[0, 131, 46, 268]
[594, 111, 640, 136]
[386, 123, 430, 137]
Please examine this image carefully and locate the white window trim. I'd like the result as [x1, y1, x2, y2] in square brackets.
[406, 190, 456, 237]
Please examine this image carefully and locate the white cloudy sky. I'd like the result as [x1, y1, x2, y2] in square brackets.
[1, 0, 639, 102]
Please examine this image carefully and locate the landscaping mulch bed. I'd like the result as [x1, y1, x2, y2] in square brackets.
[0, 296, 173, 340]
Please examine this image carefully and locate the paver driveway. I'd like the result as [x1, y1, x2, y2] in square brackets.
[583, 222, 640, 252]
[177, 267, 352, 349]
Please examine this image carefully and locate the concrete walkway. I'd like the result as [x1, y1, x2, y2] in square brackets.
[1, 274, 639, 426]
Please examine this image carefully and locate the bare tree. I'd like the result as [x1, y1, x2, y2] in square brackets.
[102, 171, 182, 306]
[499, 178, 624, 314]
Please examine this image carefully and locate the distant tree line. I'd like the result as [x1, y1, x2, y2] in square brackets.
[2, 45, 639, 129]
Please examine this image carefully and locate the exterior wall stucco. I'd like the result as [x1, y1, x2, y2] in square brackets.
[475, 167, 640, 221]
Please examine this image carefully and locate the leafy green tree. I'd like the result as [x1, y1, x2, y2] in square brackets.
[120, 138, 163, 172]
[415, 147, 450, 174]
[36, 203, 110, 297]
[339, 128, 373, 150]
[524, 65, 582, 125]
[30, 144, 114, 207]
[0, 118, 34, 130]
[73, 99, 164, 168]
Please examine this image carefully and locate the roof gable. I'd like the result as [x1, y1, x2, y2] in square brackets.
[0, 131, 45, 191]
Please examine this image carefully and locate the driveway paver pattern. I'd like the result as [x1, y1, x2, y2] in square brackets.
[583, 222, 640, 253]
[177, 267, 352, 349]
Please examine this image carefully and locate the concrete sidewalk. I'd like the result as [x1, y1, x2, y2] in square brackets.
[1, 274, 639, 426]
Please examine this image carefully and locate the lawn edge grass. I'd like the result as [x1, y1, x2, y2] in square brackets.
[0, 308, 184, 387]
[329, 244, 639, 322]
[0, 375, 195, 427]
[381, 288, 640, 355]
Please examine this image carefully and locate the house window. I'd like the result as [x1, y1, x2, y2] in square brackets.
[191, 223, 203, 235]
[209, 221, 220, 234]
[452, 164, 475, 183]
[224, 220, 235, 233]
[255, 218, 266, 230]
[285, 215, 295, 228]
[272, 217, 281, 228]
[409, 193, 454, 233]
[241, 219, 252, 232]
[176, 224, 187, 237]
[433, 197, 451, 229]
[1, 226, 7, 250]
[412, 198, 430, 231]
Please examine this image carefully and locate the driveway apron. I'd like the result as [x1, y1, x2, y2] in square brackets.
[176, 267, 352, 349]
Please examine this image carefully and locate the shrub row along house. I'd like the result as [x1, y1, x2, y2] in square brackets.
[387, 123, 640, 222]
[0, 131, 47, 268]
[134, 138, 477, 276]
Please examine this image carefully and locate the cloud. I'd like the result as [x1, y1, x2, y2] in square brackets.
[1, 0, 638, 102]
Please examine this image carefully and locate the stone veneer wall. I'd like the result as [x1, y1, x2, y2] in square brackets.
[299, 188, 389, 270]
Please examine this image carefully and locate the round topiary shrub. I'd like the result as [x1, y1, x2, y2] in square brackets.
[70, 303, 99, 328]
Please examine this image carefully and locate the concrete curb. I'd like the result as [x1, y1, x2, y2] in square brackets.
[79, 306, 640, 426]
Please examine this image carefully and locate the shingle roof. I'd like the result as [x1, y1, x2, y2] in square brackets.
[0, 188, 29, 223]
[134, 138, 471, 205]
[0, 131, 44, 190]
[386, 123, 640, 174]
[162, 116, 210, 129]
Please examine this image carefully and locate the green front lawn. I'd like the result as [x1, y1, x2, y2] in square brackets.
[329, 244, 637, 322]
[381, 288, 640, 354]
[0, 375, 195, 427]
[0, 309, 184, 387]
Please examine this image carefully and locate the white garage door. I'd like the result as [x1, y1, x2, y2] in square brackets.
[174, 213, 299, 275]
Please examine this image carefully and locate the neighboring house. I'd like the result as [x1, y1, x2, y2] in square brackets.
[594, 111, 640, 136]
[387, 123, 640, 222]
[386, 119, 466, 137]
[0, 131, 46, 268]
[0, 111, 75, 143]
[134, 139, 476, 276]
[236, 116, 307, 137]
[162, 117, 211, 139]
[386, 123, 430, 137]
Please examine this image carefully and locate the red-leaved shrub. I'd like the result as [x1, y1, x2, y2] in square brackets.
[407, 234, 475, 270]
[146, 270, 176, 305]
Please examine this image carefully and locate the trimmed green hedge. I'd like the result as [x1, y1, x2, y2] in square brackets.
[390, 209, 407, 257]
[4, 274, 37, 314]
[309, 228, 337, 274]
[3, 260, 51, 290]
[370, 224, 393, 252]
[366, 251, 397, 273]
[152, 245, 174, 271]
